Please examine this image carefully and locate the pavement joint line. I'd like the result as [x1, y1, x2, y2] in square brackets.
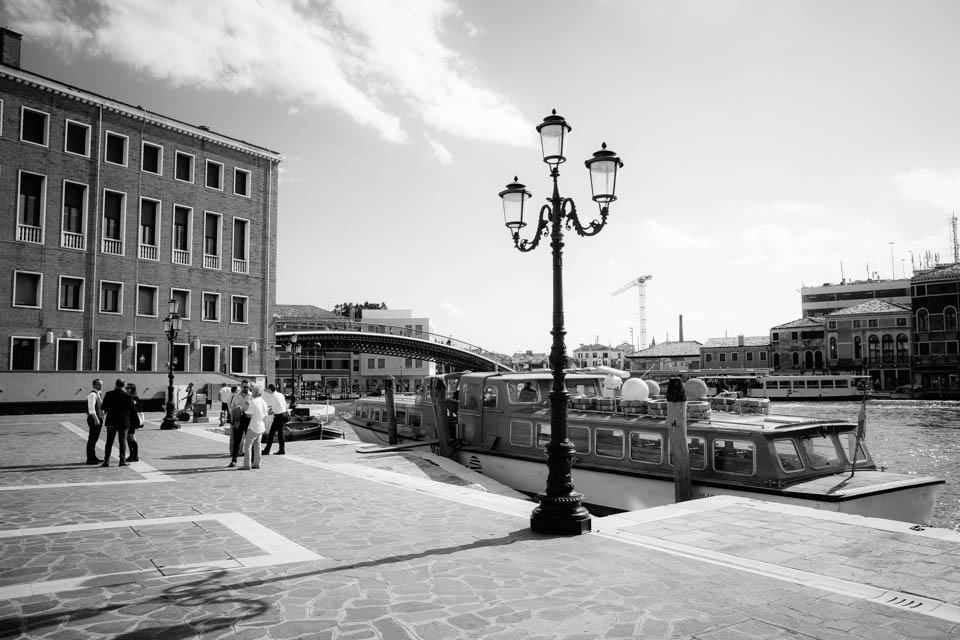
[593, 520, 960, 624]
[0, 512, 324, 599]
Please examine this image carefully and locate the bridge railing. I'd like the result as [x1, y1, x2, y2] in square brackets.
[276, 319, 512, 369]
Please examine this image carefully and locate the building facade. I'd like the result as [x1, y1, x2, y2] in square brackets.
[910, 264, 960, 398]
[571, 343, 626, 369]
[769, 317, 826, 372]
[624, 341, 702, 382]
[275, 305, 358, 399]
[824, 299, 912, 390]
[359, 309, 436, 393]
[700, 336, 770, 370]
[0, 29, 281, 406]
[800, 278, 912, 317]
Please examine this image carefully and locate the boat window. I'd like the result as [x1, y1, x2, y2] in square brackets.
[799, 434, 841, 470]
[569, 426, 590, 454]
[595, 428, 624, 459]
[773, 439, 805, 473]
[807, 380, 820, 389]
[835, 380, 849, 388]
[567, 380, 600, 397]
[371, 409, 381, 422]
[510, 420, 533, 447]
[712, 439, 755, 476]
[395, 410, 407, 426]
[778, 381, 792, 389]
[461, 383, 481, 410]
[794, 380, 807, 389]
[629, 431, 663, 465]
[509, 381, 540, 404]
[837, 432, 869, 466]
[409, 412, 422, 428]
[536, 423, 550, 448]
[360, 406, 369, 420]
[765, 380, 776, 389]
[669, 437, 705, 470]
[820, 380, 835, 389]
[483, 386, 499, 408]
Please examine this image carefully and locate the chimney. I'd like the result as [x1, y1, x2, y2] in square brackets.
[678, 314, 684, 342]
[0, 28, 22, 69]
[738, 334, 745, 347]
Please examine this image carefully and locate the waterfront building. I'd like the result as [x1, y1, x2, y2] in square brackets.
[275, 305, 357, 398]
[0, 29, 281, 408]
[700, 336, 770, 370]
[910, 264, 960, 398]
[359, 309, 436, 393]
[769, 317, 826, 372]
[571, 343, 626, 369]
[624, 341, 702, 381]
[510, 350, 549, 372]
[824, 299, 912, 390]
[800, 278, 912, 317]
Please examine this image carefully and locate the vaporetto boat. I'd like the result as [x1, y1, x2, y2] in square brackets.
[344, 371, 943, 524]
[748, 374, 873, 400]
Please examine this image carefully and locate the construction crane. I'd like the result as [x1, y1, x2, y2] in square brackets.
[612, 275, 652, 350]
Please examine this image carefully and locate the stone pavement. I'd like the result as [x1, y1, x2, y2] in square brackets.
[2, 413, 960, 639]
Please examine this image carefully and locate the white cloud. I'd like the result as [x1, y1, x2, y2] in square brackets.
[425, 134, 453, 164]
[5, 0, 533, 146]
[895, 169, 960, 209]
[441, 301, 465, 317]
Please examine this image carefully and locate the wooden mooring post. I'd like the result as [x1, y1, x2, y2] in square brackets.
[385, 376, 398, 445]
[666, 377, 692, 503]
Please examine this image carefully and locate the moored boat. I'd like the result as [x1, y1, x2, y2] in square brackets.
[748, 374, 873, 400]
[345, 371, 943, 524]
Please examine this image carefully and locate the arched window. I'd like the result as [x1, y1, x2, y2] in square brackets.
[917, 309, 929, 331]
[854, 336, 862, 359]
[791, 352, 800, 367]
[805, 351, 815, 369]
[814, 351, 823, 369]
[882, 334, 894, 363]
[829, 337, 837, 359]
[946, 307, 958, 331]
[868, 335, 880, 363]
[896, 334, 908, 361]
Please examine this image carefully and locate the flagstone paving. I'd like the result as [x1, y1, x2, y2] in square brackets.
[0, 412, 959, 638]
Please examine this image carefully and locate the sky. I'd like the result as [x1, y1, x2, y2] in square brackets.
[4, 0, 960, 356]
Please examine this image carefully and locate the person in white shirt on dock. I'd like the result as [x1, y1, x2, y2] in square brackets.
[261, 383, 289, 456]
[240, 385, 269, 470]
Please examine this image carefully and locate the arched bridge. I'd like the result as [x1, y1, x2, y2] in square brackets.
[276, 325, 513, 373]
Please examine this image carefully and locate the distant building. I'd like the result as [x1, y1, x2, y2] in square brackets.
[571, 343, 626, 369]
[824, 299, 912, 390]
[769, 318, 825, 372]
[910, 264, 960, 398]
[359, 309, 436, 393]
[625, 341, 702, 381]
[510, 350, 549, 371]
[274, 305, 357, 398]
[800, 278, 912, 317]
[700, 336, 770, 370]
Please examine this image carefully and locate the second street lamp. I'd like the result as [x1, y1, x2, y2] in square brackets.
[499, 109, 623, 535]
[289, 334, 301, 402]
[161, 298, 183, 430]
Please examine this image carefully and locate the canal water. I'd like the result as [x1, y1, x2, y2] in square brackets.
[774, 400, 960, 530]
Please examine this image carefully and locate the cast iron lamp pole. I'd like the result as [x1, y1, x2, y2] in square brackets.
[499, 109, 623, 535]
[161, 298, 183, 430]
[290, 334, 301, 401]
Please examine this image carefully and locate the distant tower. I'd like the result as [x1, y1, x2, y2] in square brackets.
[952, 212, 959, 264]
[612, 275, 653, 349]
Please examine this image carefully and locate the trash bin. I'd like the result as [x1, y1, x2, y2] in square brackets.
[192, 402, 207, 421]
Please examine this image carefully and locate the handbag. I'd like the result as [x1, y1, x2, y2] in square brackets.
[136, 411, 145, 426]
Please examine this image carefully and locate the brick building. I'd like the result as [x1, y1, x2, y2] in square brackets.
[910, 264, 960, 398]
[700, 335, 770, 370]
[824, 299, 912, 390]
[769, 317, 826, 372]
[0, 29, 281, 407]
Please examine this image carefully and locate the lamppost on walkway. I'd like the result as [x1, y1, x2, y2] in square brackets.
[498, 110, 623, 535]
[289, 334, 301, 401]
[161, 298, 183, 430]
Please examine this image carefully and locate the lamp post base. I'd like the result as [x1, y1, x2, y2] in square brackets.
[530, 491, 592, 535]
[160, 417, 180, 430]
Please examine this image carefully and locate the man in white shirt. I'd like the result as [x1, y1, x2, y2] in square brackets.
[217, 383, 233, 426]
[241, 385, 269, 470]
[261, 383, 289, 455]
[85, 378, 104, 464]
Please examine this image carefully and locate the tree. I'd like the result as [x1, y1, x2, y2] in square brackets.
[332, 301, 388, 319]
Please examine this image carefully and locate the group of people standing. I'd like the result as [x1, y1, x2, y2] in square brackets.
[85, 378, 142, 466]
[221, 381, 290, 470]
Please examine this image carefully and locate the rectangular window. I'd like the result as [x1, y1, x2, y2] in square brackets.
[367, 358, 374, 368]
[746, 352, 754, 361]
[232, 218, 249, 273]
[206, 160, 223, 190]
[868, 319, 878, 328]
[509, 420, 533, 447]
[64, 120, 91, 156]
[172, 205, 192, 265]
[705, 353, 712, 362]
[98, 341, 121, 371]
[231, 295, 248, 323]
[171, 289, 190, 320]
[760, 351, 767, 361]
[141, 142, 162, 174]
[17, 171, 45, 243]
[202, 292, 220, 321]
[104, 131, 128, 166]
[719, 353, 726, 362]
[713, 439, 756, 476]
[853, 320, 861, 328]
[897, 317, 907, 327]
[59, 276, 84, 311]
[11, 337, 39, 371]
[201, 345, 219, 372]
[731, 352, 739, 361]
[139, 198, 160, 260]
[135, 343, 155, 371]
[230, 346, 247, 374]
[175, 151, 194, 182]
[568, 426, 590, 455]
[13, 271, 42, 307]
[234, 168, 250, 196]
[378, 358, 386, 368]
[137, 285, 158, 317]
[20, 107, 48, 146]
[828, 321, 837, 329]
[595, 428, 624, 459]
[100, 281, 122, 314]
[102, 190, 125, 254]
[56, 339, 82, 371]
[61, 181, 87, 248]
[630, 431, 663, 465]
[203, 212, 221, 269]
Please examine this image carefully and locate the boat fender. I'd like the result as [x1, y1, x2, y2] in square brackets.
[686, 401, 712, 420]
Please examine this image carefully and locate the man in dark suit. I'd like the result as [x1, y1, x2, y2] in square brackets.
[101, 378, 136, 467]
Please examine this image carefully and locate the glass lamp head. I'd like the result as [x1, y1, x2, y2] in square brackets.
[499, 177, 532, 233]
[585, 142, 623, 207]
[536, 109, 571, 167]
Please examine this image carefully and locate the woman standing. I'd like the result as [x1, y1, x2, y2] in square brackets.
[126, 382, 142, 462]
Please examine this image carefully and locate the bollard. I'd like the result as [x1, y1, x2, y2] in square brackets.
[666, 377, 692, 502]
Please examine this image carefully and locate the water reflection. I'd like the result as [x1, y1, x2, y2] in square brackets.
[775, 400, 960, 530]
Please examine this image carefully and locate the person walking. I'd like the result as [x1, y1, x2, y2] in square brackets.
[241, 385, 269, 470]
[261, 383, 289, 455]
[217, 382, 232, 426]
[85, 378, 104, 464]
[125, 382, 142, 462]
[101, 379, 135, 467]
[228, 381, 251, 467]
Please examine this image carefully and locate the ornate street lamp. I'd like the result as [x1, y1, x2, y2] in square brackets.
[289, 334, 301, 401]
[161, 298, 183, 430]
[499, 110, 623, 535]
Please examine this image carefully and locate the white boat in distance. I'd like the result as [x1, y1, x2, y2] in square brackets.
[345, 371, 943, 525]
[696, 373, 873, 401]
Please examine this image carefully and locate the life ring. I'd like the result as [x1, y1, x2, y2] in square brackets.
[733, 398, 770, 415]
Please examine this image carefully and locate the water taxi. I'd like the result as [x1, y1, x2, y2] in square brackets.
[345, 371, 942, 524]
[749, 374, 873, 400]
